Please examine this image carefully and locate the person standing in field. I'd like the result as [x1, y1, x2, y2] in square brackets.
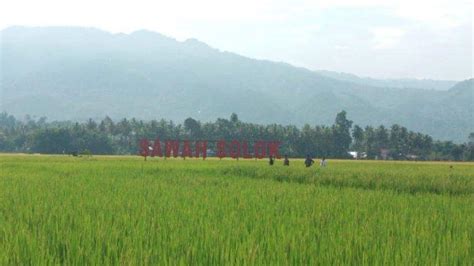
[269, 156, 274, 166]
[320, 157, 327, 167]
[283, 155, 290, 166]
[304, 154, 314, 167]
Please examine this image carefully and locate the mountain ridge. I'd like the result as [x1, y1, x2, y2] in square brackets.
[1, 26, 472, 142]
[315, 70, 458, 91]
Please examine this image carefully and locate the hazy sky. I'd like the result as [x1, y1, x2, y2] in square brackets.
[1, 0, 472, 80]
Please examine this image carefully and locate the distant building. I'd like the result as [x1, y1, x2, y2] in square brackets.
[348, 151, 367, 159]
[206, 149, 215, 157]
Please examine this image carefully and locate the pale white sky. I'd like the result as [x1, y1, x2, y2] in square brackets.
[1, 0, 472, 80]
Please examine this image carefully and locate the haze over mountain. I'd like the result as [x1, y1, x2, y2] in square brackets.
[315, 70, 457, 91]
[1, 26, 473, 142]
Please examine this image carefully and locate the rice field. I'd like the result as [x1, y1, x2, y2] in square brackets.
[0, 154, 473, 265]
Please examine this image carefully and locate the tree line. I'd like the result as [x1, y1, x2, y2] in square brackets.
[0, 111, 472, 161]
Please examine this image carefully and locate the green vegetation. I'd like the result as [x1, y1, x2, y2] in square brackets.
[1, 155, 473, 264]
[1, 112, 473, 161]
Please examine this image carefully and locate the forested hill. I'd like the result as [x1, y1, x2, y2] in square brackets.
[1, 26, 473, 142]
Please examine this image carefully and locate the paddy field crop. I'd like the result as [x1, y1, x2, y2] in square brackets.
[0, 155, 473, 264]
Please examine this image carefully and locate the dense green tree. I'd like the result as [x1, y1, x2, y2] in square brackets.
[0, 111, 471, 160]
[332, 111, 353, 157]
[230, 113, 239, 124]
[30, 128, 73, 154]
[184, 117, 202, 139]
[352, 125, 364, 152]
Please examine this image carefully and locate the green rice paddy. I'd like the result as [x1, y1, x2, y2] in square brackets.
[0, 155, 472, 264]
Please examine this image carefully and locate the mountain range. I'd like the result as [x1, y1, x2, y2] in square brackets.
[1, 26, 473, 142]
